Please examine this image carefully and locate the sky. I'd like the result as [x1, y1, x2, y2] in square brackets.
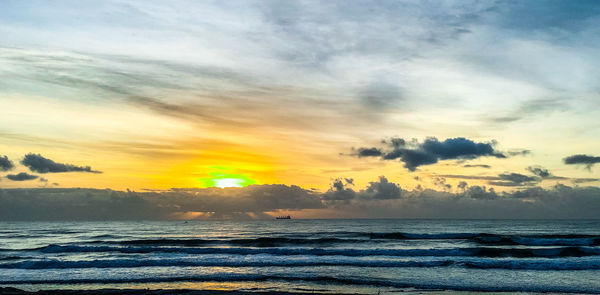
[1, 0, 600, 219]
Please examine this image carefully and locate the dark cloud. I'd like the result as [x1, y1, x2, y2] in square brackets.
[325, 176, 403, 201]
[2, 179, 600, 220]
[498, 173, 538, 184]
[432, 177, 452, 191]
[572, 178, 600, 184]
[323, 179, 356, 201]
[463, 164, 491, 168]
[527, 166, 551, 178]
[437, 174, 500, 181]
[356, 147, 383, 157]
[0, 184, 324, 221]
[346, 184, 600, 219]
[440, 171, 590, 187]
[462, 185, 497, 199]
[490, 173, 540, 187]
[355, 137, 504, 171]
[506, 150, 531, 157]
[389, 149, 438, 171]
[0, 155, 14, 171]
[564, 154, 600, 170]
[457, 181, 468, 191]
[382, 137, 406, 148]
[21, 153, 101, 174]
[363, 176, 402, 199]
[6, 172, 38, 181]
[420, 137, 502, 160]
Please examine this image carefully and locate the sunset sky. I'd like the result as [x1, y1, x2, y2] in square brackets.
[1, 1, 600, 219]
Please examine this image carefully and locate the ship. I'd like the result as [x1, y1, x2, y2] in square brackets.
[275, 215, 291, 219]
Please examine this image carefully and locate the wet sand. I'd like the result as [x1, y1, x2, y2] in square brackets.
[0, 287, 584, 295]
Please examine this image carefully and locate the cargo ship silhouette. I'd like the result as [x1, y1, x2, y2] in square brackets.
[275, 215, 291, 219]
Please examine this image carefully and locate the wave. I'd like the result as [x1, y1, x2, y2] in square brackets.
[82, 233, 600, 247]
[0, 257, 452, 269]
[2, 273, 598, 294]
[108, 237, 361, 247]
[464, 259, 600, 270]
[4, 256, 600, 271]
[368, 232, 478, 239]
[367, 232, 600, 246]
[14, 244, 600, 258]
[0, 256, 24, 261]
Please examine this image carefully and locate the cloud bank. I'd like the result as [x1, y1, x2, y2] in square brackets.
[1, 179, 599, 220]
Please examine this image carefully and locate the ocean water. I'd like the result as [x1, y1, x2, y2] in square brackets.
[1, 219, 600, 294]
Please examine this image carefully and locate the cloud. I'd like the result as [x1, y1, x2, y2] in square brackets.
[21, 153, 101, 173]
[506, 150, 531, 157]
[356, 147, 383, 157]
[6, 172, 38, 181]
[354, 137, 504, 171]
[487, 98, 568, 124]
[323, 178, 356, 201]
[463, 164, 491, 168]
[443, 172, 540, 187]
[2, 178, 600, 220]
[362, 176, 402, 199]
[0, 184, 324, 220]
[489, 173, 540, 187]
[499, 173, 539, 183]
[564, 154, 600, 170]
[527, 166, 551, 178]
[432, 177, 452, 191]
[0, 155, 14, 171]
[457, 181, 468, 191]
[437, 174, 500, 181]
[341, 184, 600, 219]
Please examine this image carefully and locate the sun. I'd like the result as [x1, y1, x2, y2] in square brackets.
[213, 178, 244, 188]
[197, 167, 258, 188]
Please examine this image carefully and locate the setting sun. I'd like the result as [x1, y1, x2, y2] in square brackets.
[196, 167, 257, 188]
[214, 178, 244, 188]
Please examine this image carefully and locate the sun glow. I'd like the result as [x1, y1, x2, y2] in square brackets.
[197, 167, 257, 188]
[214, 178, 244, 188]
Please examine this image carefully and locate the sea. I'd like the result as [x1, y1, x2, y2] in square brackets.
[1, 219, 600, 294]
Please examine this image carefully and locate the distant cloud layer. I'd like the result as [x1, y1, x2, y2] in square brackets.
[355, 137, 505, 171]
[21, 154, 101, 174]
[1, 180, 599, 220]
[564, 154, 600, 170]
[6, 172, 38, 181]
[0, 155, 14, 171]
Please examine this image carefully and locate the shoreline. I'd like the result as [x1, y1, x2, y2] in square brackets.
[0, 287, 589, 295]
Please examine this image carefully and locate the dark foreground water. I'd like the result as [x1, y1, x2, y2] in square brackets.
[1, 220, 600, 293]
